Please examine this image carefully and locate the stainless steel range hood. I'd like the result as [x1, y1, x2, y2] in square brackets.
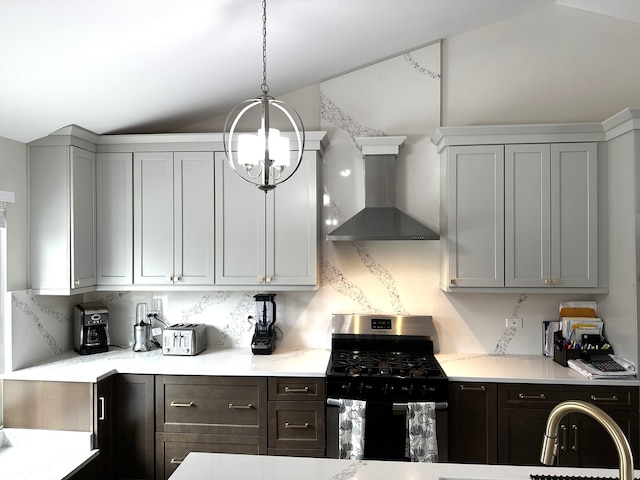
[327, 136, 439, 241]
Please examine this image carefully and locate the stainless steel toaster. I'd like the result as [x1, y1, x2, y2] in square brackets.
[162, 323, 207, 356]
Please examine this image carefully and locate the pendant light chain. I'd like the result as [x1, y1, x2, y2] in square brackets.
[222, 0, 305, 191]
[261, 0, 269, 95]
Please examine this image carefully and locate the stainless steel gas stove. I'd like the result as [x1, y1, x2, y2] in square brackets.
[326, 313, 448, 402]
[325, 313, 449, 461]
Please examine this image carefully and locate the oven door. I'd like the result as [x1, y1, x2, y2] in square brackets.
[326, 400, 448, 461]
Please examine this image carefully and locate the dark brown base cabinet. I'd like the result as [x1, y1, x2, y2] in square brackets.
[113, 374, 156, 480]
[447, 382, 498, 464]
[497, 384, 639, 467]
[267, 377, 326, 457]
[449, 382, 640, 469]
[155, 375, 269, 480]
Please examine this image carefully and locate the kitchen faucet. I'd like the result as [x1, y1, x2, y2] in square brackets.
[541, 400, 634, 480]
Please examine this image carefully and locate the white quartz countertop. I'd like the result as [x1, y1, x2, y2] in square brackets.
[0, 429, 97, 480]
[436, 353, 640, 386]
[2, 347, 638, 386]
[1, 346, 331, 383]
[169, 452, 635, 480]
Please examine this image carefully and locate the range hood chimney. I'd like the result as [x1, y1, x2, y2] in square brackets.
[327, 136, 439, 241]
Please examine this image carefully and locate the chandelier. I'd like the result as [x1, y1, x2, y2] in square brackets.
[223, 0, 305, 192]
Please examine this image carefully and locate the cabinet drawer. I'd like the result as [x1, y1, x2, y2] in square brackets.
[267, 401, 325, 450]
[156, 432, 267, 480]
[268, 377, 325, 401]
[156, 376, 267, 435]
[498, 384, 638, 410]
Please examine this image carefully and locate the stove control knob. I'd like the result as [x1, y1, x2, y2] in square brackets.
[340, 383, 351, 394]
[382, 384, 390, 395]
[400, 385, 413, 395]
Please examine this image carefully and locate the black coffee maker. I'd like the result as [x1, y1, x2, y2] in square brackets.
[74, 303, 110, 355]
[251, 294, 277, 355]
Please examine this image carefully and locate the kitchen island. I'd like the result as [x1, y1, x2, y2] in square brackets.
[169, 452, 637, 480]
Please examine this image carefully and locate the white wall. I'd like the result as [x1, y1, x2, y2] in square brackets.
[0, 136, 27, 291]
[443, 5, 640, 126]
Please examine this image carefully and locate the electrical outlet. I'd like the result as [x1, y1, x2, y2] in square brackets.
[506, 317, 523, 328]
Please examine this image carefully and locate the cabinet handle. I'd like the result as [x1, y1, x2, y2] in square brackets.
[544, 279, 551, 285]
[74, 279, 80, 287]
[552, 278, 560, 285]
[265, 277, 272, 284]
[170, 458, 183, 465]
[518, 393, 546, 400]
[258, 277, 265, 283]
[285, 422, 309, 429]
[285, 386, 310, 393]
[590, 394, 619, 402]
[571, 424, 578, 451]
[459, 385, 486, 391]
[450, 278, 457, 286]
[560, 424, 567, 451]
[228, 403, 253, 409]
[98, 396, 106, 421]
[170, 401, 195, 408]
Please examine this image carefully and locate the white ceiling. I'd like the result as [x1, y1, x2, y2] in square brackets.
[2, 0, 640, 143]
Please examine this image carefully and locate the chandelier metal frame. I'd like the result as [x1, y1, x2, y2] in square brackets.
[223, 0, 305, 191]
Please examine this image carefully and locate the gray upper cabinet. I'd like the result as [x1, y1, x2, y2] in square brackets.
[134, 151, 215, 287]
[29, 127, 98, 295]
[440, 145, 505, 288]
[505, 143, 598, 288]
[434, 123, 605, 293]
[97, 152, 133, 286]
[214, 150, 320, 288]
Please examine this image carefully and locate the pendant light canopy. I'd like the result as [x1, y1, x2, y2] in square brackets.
[223, 0, 305, 191]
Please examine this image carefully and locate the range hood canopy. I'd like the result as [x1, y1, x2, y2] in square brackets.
[327, 136, 439, 241]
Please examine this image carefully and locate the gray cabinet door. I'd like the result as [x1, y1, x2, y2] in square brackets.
[134, 152, 174, 285]
[71, 146, 97, 289]
[505, 143, 597, 288]
[97, 152, 133, 286]
[269, 150, 318, 286]
[134, 151, 215, 286]
[173, 152, 215, 285]
[505, 144, 551, 287]
[215, 151, 319, 287]
[29, 144, 96, 293]
[551, 143, 598, 287]
[443, 145, 504, 288]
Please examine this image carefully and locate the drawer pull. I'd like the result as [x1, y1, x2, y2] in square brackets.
[285, 386, 310, 393]
[170, 401, 195, 408]
[170, 458, 183, 465]
[228, 403, 254, 409]
[590, 395, 619, 402]
[518, 393, 546, 400]
[459, 385, 486, 391]
[285, 422, 310, 429]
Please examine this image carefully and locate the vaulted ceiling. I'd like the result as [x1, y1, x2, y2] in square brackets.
[1, 0, 639, 143]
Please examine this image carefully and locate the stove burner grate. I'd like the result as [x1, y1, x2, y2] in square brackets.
[328, 350, 445, 379]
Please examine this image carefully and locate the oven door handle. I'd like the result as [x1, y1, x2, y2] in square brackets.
[326, 398, 448, 410]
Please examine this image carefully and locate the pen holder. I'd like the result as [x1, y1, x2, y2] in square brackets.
[552, 331, 613, 367]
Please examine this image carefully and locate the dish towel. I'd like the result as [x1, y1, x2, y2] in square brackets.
[338, 399, 366, 460]
[407, 402, 438, 462]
